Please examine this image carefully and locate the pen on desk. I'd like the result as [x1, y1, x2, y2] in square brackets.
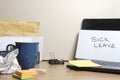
[29, 68, 46, 73]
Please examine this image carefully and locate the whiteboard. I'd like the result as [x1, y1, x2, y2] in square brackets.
[75, 30, 120, 62]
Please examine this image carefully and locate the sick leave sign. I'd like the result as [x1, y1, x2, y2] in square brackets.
[75, 30, 120, 62]
[91, 37, 115, 48]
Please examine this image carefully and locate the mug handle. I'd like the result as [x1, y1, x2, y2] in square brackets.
[6, 44, 16, 52]
[36, 51, 40, 64]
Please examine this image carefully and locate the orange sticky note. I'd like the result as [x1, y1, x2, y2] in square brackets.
[15, 70, 38, 76]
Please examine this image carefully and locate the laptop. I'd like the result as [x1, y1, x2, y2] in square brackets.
[67, 19, 120, 74]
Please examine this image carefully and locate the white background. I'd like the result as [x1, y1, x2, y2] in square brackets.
[0, 0, 119, 60]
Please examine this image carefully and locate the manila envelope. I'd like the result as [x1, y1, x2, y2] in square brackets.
[0, 20, 40, 36]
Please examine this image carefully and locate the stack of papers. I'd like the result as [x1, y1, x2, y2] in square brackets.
[13, 70, 38, 80]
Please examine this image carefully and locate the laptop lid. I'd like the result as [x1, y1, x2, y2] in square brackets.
[75, 19, 120, 62]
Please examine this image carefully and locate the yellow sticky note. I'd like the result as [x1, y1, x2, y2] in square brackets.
[69, 60, 102, 67]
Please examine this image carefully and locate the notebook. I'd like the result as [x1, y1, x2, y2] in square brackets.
[68, 19, 120, 74]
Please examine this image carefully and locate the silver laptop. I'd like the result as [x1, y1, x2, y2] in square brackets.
[68, 19, 120, 74]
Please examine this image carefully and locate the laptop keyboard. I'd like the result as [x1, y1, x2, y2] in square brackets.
[92, 60, 120, 67]
[67, 60, 120, 74]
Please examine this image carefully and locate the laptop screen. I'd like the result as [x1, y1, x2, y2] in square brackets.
[75, 19, 120, 62]
[81, 19, 120, 30]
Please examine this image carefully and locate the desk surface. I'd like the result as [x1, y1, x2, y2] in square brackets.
[0, 61, 120, 80]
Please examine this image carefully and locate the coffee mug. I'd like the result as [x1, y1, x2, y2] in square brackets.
[15, 42, 39, 70]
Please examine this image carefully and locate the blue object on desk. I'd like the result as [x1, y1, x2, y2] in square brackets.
[16, 42, 39, 70]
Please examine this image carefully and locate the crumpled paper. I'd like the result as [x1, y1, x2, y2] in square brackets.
[0, 49, 21, 74]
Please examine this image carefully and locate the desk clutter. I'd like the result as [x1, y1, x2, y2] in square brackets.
[12, 70, 38, 80]
[48, 59, 64, 65]
[48, 51, 64, 65]
[0, 44, 21, 74]
[0, 20, 42, 74]
[66, 60, 120, 74]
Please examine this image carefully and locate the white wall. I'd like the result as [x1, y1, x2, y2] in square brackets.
[0, 0, 118, 60]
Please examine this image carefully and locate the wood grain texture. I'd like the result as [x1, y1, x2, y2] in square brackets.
[0, 61, 120, 80]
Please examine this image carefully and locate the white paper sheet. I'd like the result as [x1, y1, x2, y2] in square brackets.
[75, 30, 120, 62]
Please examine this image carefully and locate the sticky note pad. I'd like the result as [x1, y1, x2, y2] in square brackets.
[15, 70, 38, 76]
[69, 60, 102, 67]
[12, 74, 35, 80]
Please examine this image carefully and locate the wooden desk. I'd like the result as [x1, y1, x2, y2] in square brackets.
[0, 61, 120, 80]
